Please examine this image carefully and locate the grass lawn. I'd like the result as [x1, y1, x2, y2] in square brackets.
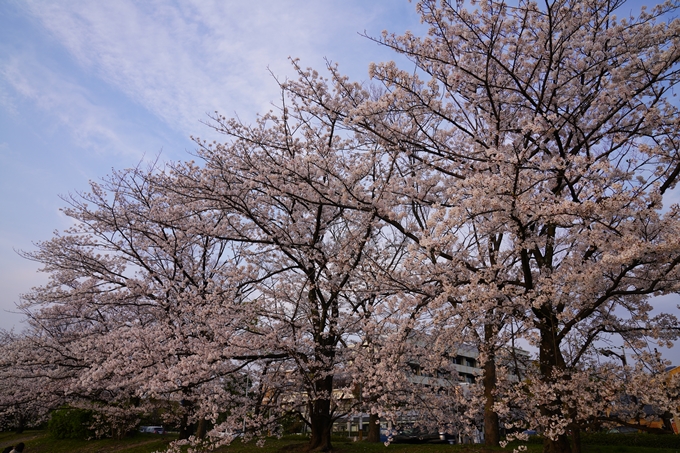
[0, 430, 174, 453]
[0, 431, 678, 453]
[216, 436, 526, 453]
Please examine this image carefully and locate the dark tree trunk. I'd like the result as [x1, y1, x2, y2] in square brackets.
[307, 375, 334, 452]
[570, 423, 581, 453]
[367, 413, 380, 442]
[483, 324, 500, 447]
[178, 399, 193, 440]
[178, 416, 192, 440]
[544, 432, 572, 453]
[539, 317, 572, 453]
[196, 418, 208, 440]
[15, 413, 25, 434]
[662, 411, 674, 433]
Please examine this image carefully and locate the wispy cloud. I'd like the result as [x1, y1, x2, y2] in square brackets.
[20, 0, 387, 133]
[2, 53, 141, 157]
[0, 0, 423, 335]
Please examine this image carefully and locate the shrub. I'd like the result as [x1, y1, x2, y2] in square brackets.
[47, 407, 94, 439]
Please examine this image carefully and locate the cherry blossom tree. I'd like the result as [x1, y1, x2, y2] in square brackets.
[278, 57, 533, 448]
[13, 74, 407, 451]
[16, 164, 259, 443]
[0, 331, 61, 433]
[344, 0, 680, 451]
[169, 75, 407, 451]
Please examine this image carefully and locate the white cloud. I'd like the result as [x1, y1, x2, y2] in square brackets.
[0, 0, 421, 335]
[1, 53, 146, 158]
[20, 0, 381, 132]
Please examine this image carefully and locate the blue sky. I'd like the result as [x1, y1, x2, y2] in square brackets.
[0, 0, 423, 328]
[1, 0, 678, 365]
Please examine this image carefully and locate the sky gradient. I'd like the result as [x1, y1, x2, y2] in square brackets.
[1, 0, 678, 365]
[0, 0, 422, 326]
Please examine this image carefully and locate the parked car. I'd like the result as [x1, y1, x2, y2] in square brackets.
[216, 429, 244, 439]
[607, 426, 639, 434]
[381, 426, 453, 444]
[139, 425, 165, 434]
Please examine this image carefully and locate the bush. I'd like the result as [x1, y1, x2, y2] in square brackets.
[47, 407, 94, 439]
[280, 414, 305, 434]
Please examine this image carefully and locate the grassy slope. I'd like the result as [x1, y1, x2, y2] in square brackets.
[0, 431, 677, 453]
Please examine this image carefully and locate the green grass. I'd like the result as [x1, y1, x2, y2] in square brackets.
[580, 447, 680, 453]
[1, 431, 679, 453]
[218, 435, 523, 453]
[0, 430, 175, 453]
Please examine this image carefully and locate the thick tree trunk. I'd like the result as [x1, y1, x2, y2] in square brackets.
[539, 318, 572, 453]
[178, 399, 193, 440]
[662, 411, 674, 433]
[307, 375, 334, 452]
[15, 413, 25, 434]
[570, 424, 581, 453]
[367, 413, 380, 442]
[196, 418, 208, 440]
[483, 324, 500, 447]
[178, 416, 192, 440]
[543, 432, 572, 453]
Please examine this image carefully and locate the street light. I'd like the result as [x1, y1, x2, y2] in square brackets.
[599, 346, 626, 366]
[600, 346, 637, 406]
